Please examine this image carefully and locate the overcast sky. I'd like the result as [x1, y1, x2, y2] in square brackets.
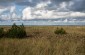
[0, 0, 85, 20]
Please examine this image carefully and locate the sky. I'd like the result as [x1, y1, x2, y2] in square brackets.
[0, 0, 85, 25]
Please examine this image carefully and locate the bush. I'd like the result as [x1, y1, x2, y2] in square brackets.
[54, 27, 67, 34]
[6, 23, 27, 38]
[0, 28, 4, 38]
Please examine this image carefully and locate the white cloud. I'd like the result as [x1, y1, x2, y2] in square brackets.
[70, 12, 85, 17]
[0, 6, 19, 20]
[9, 6, 19, 20]
[36, 3, 47, 8]
[57, 2, 69, 11]
[0, 8, 8, 14]
[12, 13, 17, 19]
[22, 7, 34, 20]
[22, 6, 85, 19]
[60, 2, 67, 9]
[10, 6, 16, 13]
[34, 10, 54, 18]
[24, 1, 70, 19]
[0, 14, 10, 20]
[36, 0, 51, 9]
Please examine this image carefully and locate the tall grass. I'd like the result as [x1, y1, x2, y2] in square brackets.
[0, 26, 85, 55]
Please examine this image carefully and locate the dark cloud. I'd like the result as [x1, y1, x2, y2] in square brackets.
[51, 0, 71, 4]
[16, 0, 71, 6]
[0, 0, 14, 3]
[0, 0, 25, 5]
[50, 0, 85, 12]
[0, 0, 42, 7]
[69, 0, 85, 12]
[0, 0, 24, 3]
[0, 0, 85, 12]
[16, 1, 35, 7]
[0, 0, 25, 8]
[16, 0, 49, 6]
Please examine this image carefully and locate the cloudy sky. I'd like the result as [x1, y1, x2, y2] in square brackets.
[0, 0, 85, 22]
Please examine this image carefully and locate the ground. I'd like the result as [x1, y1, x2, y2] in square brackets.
[0, 26, 85, 55]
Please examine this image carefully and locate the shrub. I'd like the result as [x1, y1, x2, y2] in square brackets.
[0, 28, 4, 38]
[6, 23, 27, 38]
[18, 23, 27, 38]
[54, 27, 67, 34]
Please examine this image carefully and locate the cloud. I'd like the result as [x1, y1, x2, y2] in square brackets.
[36, 2, 50, 9]
[16, 0, 51, 7]
[0, 8, 8, 14]
[0, 0, 85, 12]
[0, 0, 25, 9]
[0, 0, 85, 21]
[10, 6, 16, 13]
[0, 15, 10, 20]
[0, 0, 24, 3]
[16, 1, 35, 7]
[70, 12, 85, 17]
[0, 5, 20, 20]
[22, 6, 85, 19]
[51, 0, 71, 4]
[33, 10, 54, 19]
[22, 7, 34, 20]
[69, 0, 85, 12]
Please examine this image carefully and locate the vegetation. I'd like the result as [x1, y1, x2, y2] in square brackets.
[0, 26, 85, 55]
[0, 23, 27, 38]
[0, 28, 4, 38]
[6, 23, 27, 38]
[54, 27, 67, 34]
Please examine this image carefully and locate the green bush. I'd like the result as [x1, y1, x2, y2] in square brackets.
[54, 27, 67, 34]
[7, 23, 27, 38]
[0, 28, 4, 38]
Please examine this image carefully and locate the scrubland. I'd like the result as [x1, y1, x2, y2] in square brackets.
[0, 26, 85, 55]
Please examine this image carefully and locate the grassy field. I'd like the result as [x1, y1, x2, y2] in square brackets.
[0, 26, 85, 55]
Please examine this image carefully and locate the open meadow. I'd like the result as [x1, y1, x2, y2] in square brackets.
[0, 26, 85, 55]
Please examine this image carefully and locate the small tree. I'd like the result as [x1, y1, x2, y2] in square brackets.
[54, 27, 67, 35]
[18, 23, 27, 38]
[7, 23, 27, 38]
[0, 28, 4, 38]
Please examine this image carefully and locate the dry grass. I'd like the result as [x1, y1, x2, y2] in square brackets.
[0, 26, 85, 55]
